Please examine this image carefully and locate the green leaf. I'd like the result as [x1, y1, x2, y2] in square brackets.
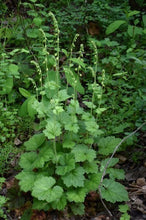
[71, 144, 96, 162]
[0, 196, 6, 206]
[51, 196, 67, 210]
[1, 77, 13, 94]
[119, 204, 129, 213]
[21, 48, 29, 53]
[62, 166, 85, 187]
[95, 107, 107, 115]
[27, 96, 37, 118]
[84, 120, 99, 136]
[112, 123, 131, 134]
[83, 101, 96, 109]
[82, 112, 94, 121]
[19, 151, 46, 171]
[9, 64, 20, 78]
[9, 49, 20, 55]
[32, 156, 46, 169]
[67, 187, 86, 202]
[64, 67, 84, 94]
[70, 203, 85, 215]
[100, 158, 119, 171]
[18, 99, 28, 117]
[65, 121, 79, 133]
[63, 139, 76, 149]
[83, 161, 98, 174]
[128, 10, 140, 17]
[29, 0, 37, 2]
[84, 173, 102, 191]
[98, 136, 121, 156]
[32, 176, 63, 203]
[56, 154, 75, 175]
[39, 142, 54, 162]
[84, 138, 94, 145]
[127, 25, 143, 37]
[44, 71, 60, 99]
[58, 89, 71, 102]
[19, 96, 37, 118]
[43, 120, 62, 139]
[70, 58, 86, 69]
[127, 25, 134, 37]
[21, 208, 32, 220]
[26, 29, 40, 38]
[32, 198, 51, 211]
[62, 49, 68, 57]
[19, 152, 38, 170]
[67, 99, 83, 114]
[101, 179, 129, 203]
[24, 133, 46, 151]
[33, 17, 43, 26]
[107, 168, 125, 180]
[120, 213, 130, 220]
[19, 88, 31, 98]
[63, 114, 79, 133]
[106, 20, 126, 35]
[16, 171, 36, 192]
[47, 56, 56, 68]
[0, 177, 5, 184]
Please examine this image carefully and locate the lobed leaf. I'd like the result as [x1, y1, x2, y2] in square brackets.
[1, 77, 13, 95]
[19, 152, 38, 170]
[101, 179, 129, 203]
[16, 171, 36, 192]
[83, 161, 98, 174]
[100, 158, 119, 171]
[71, 144, 96, 162]
[43, 120, 62, 139]
[24, 133, 46, 151]
[62, 166, 85, 187]
[84, 120, 99, 136]
[58, 89, 71, 102]
[107, 168, 125, 180]
[56, 154, 75, 175]
[67, 187, 86, 203]
[98, 136, 121, 156]
[84, 173, 102, 192]
[32, 176, 63, 203]
[51, 196, 67, 210]
[70, 203, 85, 215]
[67, 99, 83, 114]
[63, 139, 76, 149]
[32, 198, 51, 211]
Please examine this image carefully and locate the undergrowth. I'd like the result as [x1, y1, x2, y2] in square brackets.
[0, 0, 145, 219]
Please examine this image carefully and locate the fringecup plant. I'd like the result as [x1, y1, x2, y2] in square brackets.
[16, 12, 103, 215]
[16, 12, 129, 216]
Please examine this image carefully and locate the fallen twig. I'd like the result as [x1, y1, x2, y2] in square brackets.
[98, 121, 146, 217]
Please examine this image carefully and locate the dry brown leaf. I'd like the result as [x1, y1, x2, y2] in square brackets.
[136, 178, 146, 186]
[92, 215, 110, 220]
[5, 177, 16, 189]
[117, 154, 127, 163]
[14, 137, 22, 146]
[31, 210, 46, 220]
